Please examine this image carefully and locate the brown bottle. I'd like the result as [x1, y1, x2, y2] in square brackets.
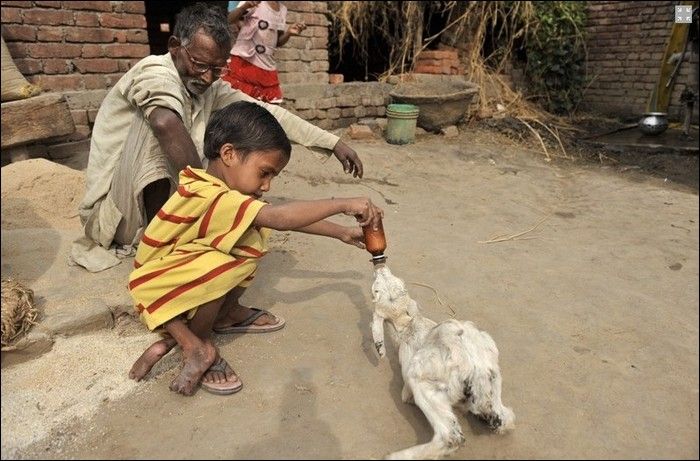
[362, 217, 387, 264]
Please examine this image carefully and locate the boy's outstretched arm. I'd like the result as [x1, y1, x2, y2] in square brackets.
[254, 197, 383, 231]
[296, 220, 365, 248]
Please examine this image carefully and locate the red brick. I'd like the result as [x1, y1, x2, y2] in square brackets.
[43, 58, 71, 74]
[113, 30, 128, 43]
[1, 7, 23, 23]
[1, 1, 31, 6]
[287, 2, 316, 13]
[98, 12, 147, 29]
[82, 74, 108, 89]
[36, 27, 65, 42]
[2, 24, 37, 41]
[34, 1, 61, 8]
[62, 1, 112, 11]
[65, 27, 115, 43]
[126, 29, 149, 43]
[74, 12, 100, 27]
[28, 74, 84, 91]
[5, 41, 29, 59]
[81, 44, 105, 58]
[73, 58, 120, 73]
[103, 43, 149, 58]
[14, 58, 42, 75]
[27, 43, 82, 58]
[23, 9, 75, 25]
[122, 1, 146, 14]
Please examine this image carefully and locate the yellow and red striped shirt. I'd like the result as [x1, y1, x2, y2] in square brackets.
[128, 167, 269, 330]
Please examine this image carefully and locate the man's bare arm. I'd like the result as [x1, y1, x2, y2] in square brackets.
[148, 107, 202, 170]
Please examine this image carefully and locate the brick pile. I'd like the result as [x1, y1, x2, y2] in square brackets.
[413, 48, 463, 75]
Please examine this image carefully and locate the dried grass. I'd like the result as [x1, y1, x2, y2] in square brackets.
[1, 278, 37, 350]
[328, 1, 580, 159]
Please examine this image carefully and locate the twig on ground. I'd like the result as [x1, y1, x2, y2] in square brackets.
[479, 215, 549, 244]
[408, 281, 457, 317]
[516, 117, 551, 161]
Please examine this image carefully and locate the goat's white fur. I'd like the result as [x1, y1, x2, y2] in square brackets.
[371, 265, 515, 460]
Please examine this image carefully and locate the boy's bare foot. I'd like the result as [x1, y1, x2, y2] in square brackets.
[170, 340, 216, 396]
[129, 337, 177, 381]
[214, 305, 284, 332]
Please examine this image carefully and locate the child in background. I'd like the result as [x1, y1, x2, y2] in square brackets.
[127, 101, 383, 396]
[222, 1, 306, 103]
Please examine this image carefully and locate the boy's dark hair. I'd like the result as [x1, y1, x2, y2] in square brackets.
[173, 2, 231, 50]
[204, 101, 292, 161]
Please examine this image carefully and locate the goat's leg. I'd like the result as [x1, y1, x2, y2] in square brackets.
[371, 312, 386, 357]
[386, 380, 464, 460]
[467, 369, 515, 433]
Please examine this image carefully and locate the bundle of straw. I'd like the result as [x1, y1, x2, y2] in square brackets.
[1, 278, 37, 350]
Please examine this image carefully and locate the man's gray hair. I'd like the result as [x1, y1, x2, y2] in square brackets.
[173, 2, 231, 49]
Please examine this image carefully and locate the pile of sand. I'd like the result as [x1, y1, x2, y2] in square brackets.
[1, 158, 85, 230]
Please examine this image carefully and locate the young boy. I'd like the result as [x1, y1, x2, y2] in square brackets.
[127, 101, 383, 396]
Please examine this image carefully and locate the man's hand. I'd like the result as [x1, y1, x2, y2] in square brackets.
[333, 140, 363, 178]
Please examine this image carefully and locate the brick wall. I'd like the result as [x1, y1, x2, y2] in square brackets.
[281, 82, 392, 130]
[1, 1, 149, 143]
[277, 1, 330, 84]
[583, 1, 698, 120]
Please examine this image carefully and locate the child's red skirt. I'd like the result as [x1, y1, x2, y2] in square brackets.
[222, 55, 283, 103]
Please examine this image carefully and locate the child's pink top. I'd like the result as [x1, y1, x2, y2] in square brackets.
[231, 2, 287, 71]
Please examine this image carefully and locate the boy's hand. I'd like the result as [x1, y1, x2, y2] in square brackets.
[333, 140, 363, 178]
[338, 226, 365, 249]
[344, 197, 383, 228]
[288, 22, 307, 36]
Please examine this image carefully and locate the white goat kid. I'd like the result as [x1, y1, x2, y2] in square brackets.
[371, 264, 515, 460]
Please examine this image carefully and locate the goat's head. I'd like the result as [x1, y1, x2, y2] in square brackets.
[371, 265, 414, 322]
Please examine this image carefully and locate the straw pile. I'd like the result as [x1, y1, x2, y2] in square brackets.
[1, 278, 37, 350]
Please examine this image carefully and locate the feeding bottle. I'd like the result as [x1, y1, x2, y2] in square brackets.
[362, 217, 387, 265]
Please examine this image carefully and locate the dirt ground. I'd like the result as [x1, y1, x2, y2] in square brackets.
[1, 126, 698, 459]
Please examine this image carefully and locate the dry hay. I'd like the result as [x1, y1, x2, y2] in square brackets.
[1, 278, 37, 349]
[329, 1, 581, 160]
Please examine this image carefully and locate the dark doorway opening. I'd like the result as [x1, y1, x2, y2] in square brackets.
[327, 2, 454, 82]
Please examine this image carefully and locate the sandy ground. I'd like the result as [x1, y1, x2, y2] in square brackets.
[1, 129, 698, 459]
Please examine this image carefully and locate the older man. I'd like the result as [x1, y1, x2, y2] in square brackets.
[72, 2, 363, 334]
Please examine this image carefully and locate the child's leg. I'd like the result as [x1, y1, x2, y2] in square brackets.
[131, 295, 224, 395]
[128, 292, 231, 382]
[129, 335, 177, 381]
[214, 286, 282, 330]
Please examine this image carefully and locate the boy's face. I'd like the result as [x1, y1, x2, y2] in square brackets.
[220, 148, 289, 198]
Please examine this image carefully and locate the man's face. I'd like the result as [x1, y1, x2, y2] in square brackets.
[169, 30, 229, 96]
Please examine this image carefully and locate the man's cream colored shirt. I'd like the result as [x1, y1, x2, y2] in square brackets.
[80, 52, 339, 222]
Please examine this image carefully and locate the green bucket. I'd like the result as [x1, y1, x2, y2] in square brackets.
[385, 103, 420, 145]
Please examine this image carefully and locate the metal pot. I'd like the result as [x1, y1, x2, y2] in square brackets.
[638, 112, 668, 135]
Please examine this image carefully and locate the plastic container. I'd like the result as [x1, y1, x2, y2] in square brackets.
[385, 103, 420, 145]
